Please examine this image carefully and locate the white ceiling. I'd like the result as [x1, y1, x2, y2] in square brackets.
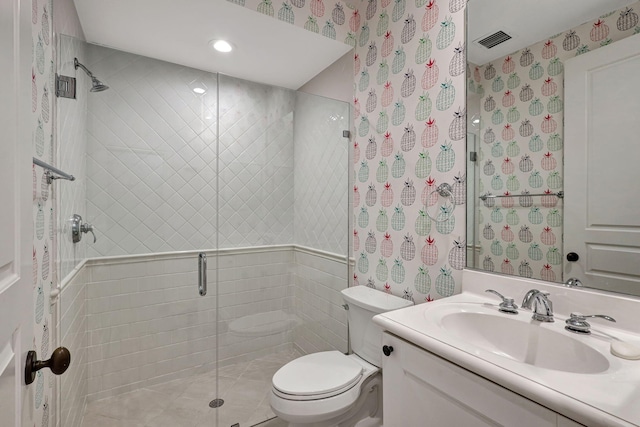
[73, 0, 353, 90]
[467, 0, 637, 65]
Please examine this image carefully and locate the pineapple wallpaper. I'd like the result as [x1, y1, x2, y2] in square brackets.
[352, 0, 467, 303]
[31, 0, 55, 426]
[471, 2, 640, 281]
[230, 0, 468, 302]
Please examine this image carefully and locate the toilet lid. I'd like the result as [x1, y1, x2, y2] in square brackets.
[272, 351, 363, 397]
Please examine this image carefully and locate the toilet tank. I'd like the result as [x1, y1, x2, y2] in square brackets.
[341, 286, 413, 367]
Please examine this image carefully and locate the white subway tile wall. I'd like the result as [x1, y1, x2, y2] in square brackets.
[76, 247, 347, 402]
[293, 249, 349, 354]
[59, 266, 89, 427]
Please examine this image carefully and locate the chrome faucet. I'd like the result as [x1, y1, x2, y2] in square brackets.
[521, 289, 554, 322]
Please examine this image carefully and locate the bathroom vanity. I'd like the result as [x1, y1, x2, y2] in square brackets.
[373, 270, 640, 427]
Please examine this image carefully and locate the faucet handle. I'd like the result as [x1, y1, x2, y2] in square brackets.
[485, 289, 518, 314]
[565, 313, 616, 335]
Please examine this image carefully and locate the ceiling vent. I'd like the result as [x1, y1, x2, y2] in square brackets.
[477, 31, 512, 49]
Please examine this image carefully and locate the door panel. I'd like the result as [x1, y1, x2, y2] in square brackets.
[0, 0, 36, 425]
[564, 33, 640, 294]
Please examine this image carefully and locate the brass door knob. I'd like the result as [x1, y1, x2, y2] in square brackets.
[25, 347, 71, 385]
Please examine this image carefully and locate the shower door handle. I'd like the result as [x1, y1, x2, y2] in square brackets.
[198, 253, 207, 296]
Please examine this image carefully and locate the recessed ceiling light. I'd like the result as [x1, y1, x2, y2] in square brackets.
[193, 87, 206, 94]
[211, 40, 233, 53]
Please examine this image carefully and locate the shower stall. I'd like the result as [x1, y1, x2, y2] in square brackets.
[56, 35, 351, 427]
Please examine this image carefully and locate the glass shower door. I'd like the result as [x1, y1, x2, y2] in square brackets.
[57, 36, 224, 427]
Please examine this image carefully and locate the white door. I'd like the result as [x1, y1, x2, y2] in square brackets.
[0, 0, 36, 426]
[564, 33, 640, 294]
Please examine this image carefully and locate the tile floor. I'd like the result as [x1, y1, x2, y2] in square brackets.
[81, 350, 300, 427]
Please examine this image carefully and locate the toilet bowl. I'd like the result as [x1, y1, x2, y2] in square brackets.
[270, 286, 413, 427]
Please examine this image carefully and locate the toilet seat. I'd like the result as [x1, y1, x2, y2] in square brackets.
[272, 351, 364, 401]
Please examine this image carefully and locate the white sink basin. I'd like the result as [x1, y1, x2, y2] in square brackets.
[438, 310, 610, 374]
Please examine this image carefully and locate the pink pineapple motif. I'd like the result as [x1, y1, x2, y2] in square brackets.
[381, 132, 394, 157]
[541, 189, 558, 207]
[354, 53, 361, 76]
[354, 185, 361, 207]
[353, 230, 360, 252]
[422, 0, 439, 31]
[502, 124, 514, 141]
[421, 236, 438, 266]
[384, 283, 392, 293]
[501, 225, 514, 242]
[541, 115, 557, 134]
[382, 31, 394, 57]
[421, 118, 438, 148]
[422, 59, 439, 90]
[540, 226, 556, 245]
[502, 55, 515, 74]
[381, 233, 393, 257]
[502, 90, 515, 107]
[354, 98, 360, 117]
[541, 152, 557, 171]
[501, 191, 514, 208]
[349, 9, 360, 32]
[541, 264, 556, 282]
[382, 82, 394, 107]
[353, 273, 360, 287]
[501, 157, 514, 174]
[353, 142, 360, 163]
[381, 182, 394, 207]
[422, 177, 438, 206]
[590, 19, 609, 41]
[541, 77, 557, 96]
[542, 40, 557, 59]
[501, 259, 514, 275]
[474, 66, 481, 82]
[310, 0, 325, 17]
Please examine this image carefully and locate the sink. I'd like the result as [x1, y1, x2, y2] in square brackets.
[435, 308, 610, 374]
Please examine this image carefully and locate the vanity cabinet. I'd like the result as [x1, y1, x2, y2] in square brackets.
[381, 332, 585, 427]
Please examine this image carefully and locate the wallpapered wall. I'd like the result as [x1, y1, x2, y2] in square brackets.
[232, 0, 468, 302]
[472, 2, 640, 281]
[31, 0, 55, 425]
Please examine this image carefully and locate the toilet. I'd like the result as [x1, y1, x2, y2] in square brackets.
[270, 286, 414, 427]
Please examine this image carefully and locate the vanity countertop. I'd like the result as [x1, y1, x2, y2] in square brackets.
[373, 269, 640, 427]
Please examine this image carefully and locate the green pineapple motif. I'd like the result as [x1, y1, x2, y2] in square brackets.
[436, 79, 455, 111]
[376, 110, 389, 134]
[376, 209, 389, 231]
[529, 134, 543, 152]
[435, 267, 455, 297]
[415, 93, 432, 121]
[376, 259, 389, 281]
[415, 151, 431, 178]
[376, 160, 389, 183]
[436, 16, 455, 49]
[377, 60, 389, 85]
[392, 0, 406, 22]
[391, 258, 405, 283]
[359, 70, 370, 92]
[377, 11, 389, 36]
[392, 47, 406, 74]
[415, 35, 432, 64]
[415, 209, 431, 236]
[391, 152, 406, 178]
[358, 161, 369, 182]
[436, 142, 455, 172]
[358, 252, 369, 273]
[414, 266, 431, 294]
[258, 0, 275, 16]
[392, 205, 406, 230]
[322, 21, 336, 39]
[392, 100, 406, 125]
[278, 2, 295, 23]
[358, 207, 370, 227]
[435, 204, 455, 234]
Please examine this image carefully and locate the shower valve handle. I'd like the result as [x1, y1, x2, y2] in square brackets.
[81, 223, 97, 243]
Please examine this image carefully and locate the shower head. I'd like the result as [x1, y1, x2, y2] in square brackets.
[74, 58, 109, 92]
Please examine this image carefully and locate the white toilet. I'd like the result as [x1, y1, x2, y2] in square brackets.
[270, 286, 413, 427]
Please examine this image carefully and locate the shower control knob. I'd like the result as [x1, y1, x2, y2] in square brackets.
[382, 345, 394, 356]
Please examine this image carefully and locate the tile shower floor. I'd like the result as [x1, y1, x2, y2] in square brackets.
[81, 350, 300, 427]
